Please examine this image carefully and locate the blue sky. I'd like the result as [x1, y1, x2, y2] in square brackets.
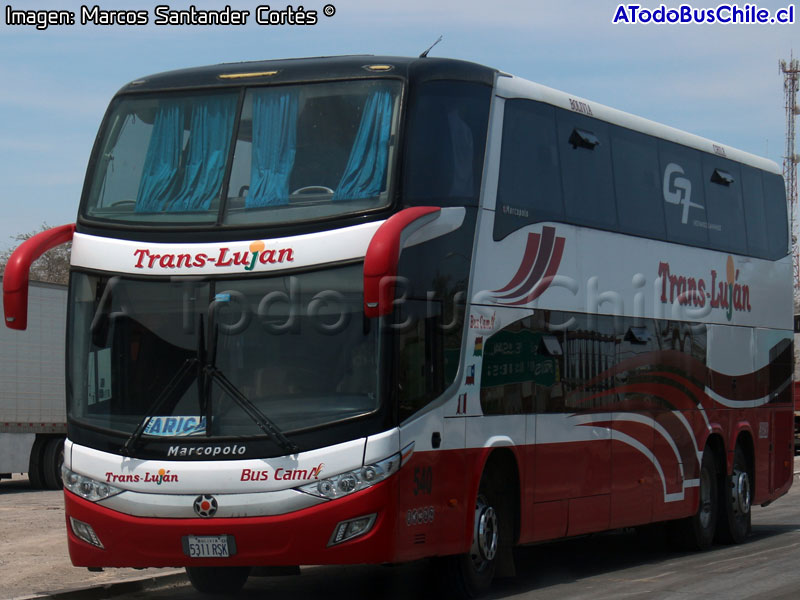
[0, 0, 796, 250]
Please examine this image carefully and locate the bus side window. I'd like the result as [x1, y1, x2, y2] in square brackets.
[702, 157, 746, 255]
[393, 212, 474, 422]
[658, 141, 709, 248]
[493, 99, 563, 241]
[763, 172, 789, 259]
[556, 108, 616, 231]
[479, 319, 538, 415]
[404, 80, 491, 207]
[559, 314, 619, 411]
[611, 128, 665, 239]
[479, 313, 568, 416]
[741, 166, 769, 258]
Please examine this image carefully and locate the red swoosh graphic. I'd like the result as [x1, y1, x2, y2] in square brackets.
[494, 226, 556, 300]
[504, 236, 565, 305]
[492, 232, 541, 294]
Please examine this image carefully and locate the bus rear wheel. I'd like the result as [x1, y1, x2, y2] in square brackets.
[185, 566, 251, 595]
[716, 444, 752, 544]
[669, 448, 718, 551]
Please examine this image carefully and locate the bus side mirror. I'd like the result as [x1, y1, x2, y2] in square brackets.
[363, 207, 441, 318]
[3, 224, 75, 330]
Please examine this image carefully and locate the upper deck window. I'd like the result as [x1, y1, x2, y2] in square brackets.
[84, 91, 238, 224]
[493, 97, 787, 260]
[82, 79, 402, 227]
[224, 79, 400, 225]
[403, 80, 491, 207]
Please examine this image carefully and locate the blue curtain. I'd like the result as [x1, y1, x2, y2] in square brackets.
[135, 102, 182, 212]
[246, 90, 298, 208]
[334, 90, 393, 201]
[168, 95, 237, 212]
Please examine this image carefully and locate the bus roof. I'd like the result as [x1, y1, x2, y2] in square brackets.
[496, 74, 781, 175]
[116, 55, 497, 94]
[116, 54, 779, 175]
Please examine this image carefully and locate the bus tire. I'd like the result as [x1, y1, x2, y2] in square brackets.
[443, 477, 502, 598]
[715, 444, 752, 544]
[669, 448, 718, 551]
[185, 566, 251, 595]
[27, 437, 48, 490]
[43, 437, 65, 490]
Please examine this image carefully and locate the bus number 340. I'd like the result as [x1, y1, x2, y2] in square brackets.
[413, 466, 433, 496]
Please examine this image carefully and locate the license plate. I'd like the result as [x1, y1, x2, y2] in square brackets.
[182, 535, 236, 558]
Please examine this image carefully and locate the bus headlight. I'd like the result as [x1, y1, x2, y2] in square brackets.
[62, 466, 123, 502]
[298, 452, 401, 500]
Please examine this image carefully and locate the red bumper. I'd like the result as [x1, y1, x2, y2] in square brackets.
[65, 478, 398, 568]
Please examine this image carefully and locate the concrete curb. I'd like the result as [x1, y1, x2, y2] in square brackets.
[10, 571, 186, 600]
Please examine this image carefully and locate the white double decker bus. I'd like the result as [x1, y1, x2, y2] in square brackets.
[3, 56, 793, 597]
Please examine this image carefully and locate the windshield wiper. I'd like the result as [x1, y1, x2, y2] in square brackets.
[203, 308, 298, 455]
[121, 314, 298, 457]
[205, 365, 299, 455]
[120, 357, 199, 456]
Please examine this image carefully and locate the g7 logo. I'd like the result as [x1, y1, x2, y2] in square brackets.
[663, 163, 702, 225]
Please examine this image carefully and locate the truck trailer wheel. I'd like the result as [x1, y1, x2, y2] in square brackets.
[27, 437, 48, 490]
[185, 566, 251, 594]
[43, 437, 65, 490]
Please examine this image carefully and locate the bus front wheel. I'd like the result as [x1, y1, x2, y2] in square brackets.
[185, 566, 251, 595]
[443, 482, 501, 598]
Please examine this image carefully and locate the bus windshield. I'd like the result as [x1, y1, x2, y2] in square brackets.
[82, 79, 402, 227]
[67, 264, 379, 440]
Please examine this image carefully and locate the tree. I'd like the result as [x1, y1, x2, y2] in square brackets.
[0, 224, 71, 285]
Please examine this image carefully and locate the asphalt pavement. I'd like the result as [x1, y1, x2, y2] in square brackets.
[3, 459, 800, 600]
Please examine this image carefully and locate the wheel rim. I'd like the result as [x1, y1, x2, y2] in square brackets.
[731, 469, 751, 516]
[470, 495, 498, 571]
[699, 466, 713, 529]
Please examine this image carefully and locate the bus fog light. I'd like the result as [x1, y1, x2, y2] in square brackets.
[328, 513, 377, 546]
[69, 517, 104, 548]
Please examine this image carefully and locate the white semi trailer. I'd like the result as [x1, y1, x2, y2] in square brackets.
[0, 280, 67, 489]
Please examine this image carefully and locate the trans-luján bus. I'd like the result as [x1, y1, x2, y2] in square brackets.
[3, 56, 793, 598]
